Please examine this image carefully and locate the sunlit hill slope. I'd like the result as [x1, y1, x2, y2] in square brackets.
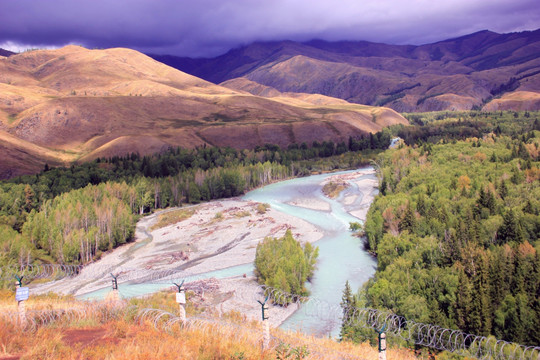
[0, 46, 407, 178]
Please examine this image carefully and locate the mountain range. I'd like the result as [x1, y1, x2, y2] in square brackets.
[151, 29, 540, 112]
[0, 46, 405, 179]
[2, 29, 538, 179]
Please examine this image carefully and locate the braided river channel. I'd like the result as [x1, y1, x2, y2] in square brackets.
[243, 167, 377, 336]
[77, 167, 378, 337]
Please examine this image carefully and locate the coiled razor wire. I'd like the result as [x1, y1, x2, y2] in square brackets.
[135, 308, 363, 360]
[137, 283, 540, 360]
[249, 285, 540, 360]
[136, 308, 271, 352]
[0, 264, 83, 281]
[136, 308, 255, 339]
[1, 264, 228, 285]
[4, 264, 539, 360]
[0, 301, 127, 331]
[338, 306, 540, 360]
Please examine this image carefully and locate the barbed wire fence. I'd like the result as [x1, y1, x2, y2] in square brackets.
[1, 264, 539, 359]
[135, 307, 361, 360]
[0, 301, 128, 331]
[242, 285, 540, 360]
[341, 307, 540, 360]
[0, 264, 83, 282]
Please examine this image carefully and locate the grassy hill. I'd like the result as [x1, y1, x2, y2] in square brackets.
[0, 46, 407, 179]
[152, 29, 540, 112]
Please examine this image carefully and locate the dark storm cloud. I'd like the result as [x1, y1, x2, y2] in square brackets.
[1, 0, 539, 57]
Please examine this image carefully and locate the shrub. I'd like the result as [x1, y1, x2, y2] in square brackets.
[349, 222, 364, 236]
[256, 203, 270, 214]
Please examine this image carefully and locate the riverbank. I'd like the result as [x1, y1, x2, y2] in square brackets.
[32, 197, 322, 325]
[32, 167, 378, 329]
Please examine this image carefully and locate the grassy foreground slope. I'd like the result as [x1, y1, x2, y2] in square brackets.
[0, 291, 421, 360]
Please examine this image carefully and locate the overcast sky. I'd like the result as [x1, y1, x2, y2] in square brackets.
[1, 0, 539, 58]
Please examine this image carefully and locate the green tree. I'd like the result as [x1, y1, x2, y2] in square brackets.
[399, 202, 416, 233]
[254, 230, 318, 301]
[339, 280, 358, 341]
[498, 209, 524, 244]
[364, 210, 383, 251]
[134, 178, 152, 214]
[23, 184, 35, 212]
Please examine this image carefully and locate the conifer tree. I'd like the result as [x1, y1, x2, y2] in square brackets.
[455, 268, 473, 332]
[339, 281, 357, 341]
[416, 194, 426, 216]
[399, 202, 416, 233]
[498, 209, 524, 244]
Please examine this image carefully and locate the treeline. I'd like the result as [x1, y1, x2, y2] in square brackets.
[353, 131, 540, 345]
[400, 110, 540, 144]
[0, 162, 292, 267]
[23, 183, 135, 264]
[2, 135, 391, 230]
[1, 133, 391, 268]
[9, 133, 392, 200]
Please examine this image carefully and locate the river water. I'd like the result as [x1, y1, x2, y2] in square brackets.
[243, 167, 377, 336]
[78, 167, 377, 337]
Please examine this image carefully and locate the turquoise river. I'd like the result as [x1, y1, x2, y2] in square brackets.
[79, 167, 378, 337]
[244, 167, 377, 336]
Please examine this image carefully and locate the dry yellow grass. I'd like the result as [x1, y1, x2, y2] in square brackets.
[0, 291, 424, 360]
[483, 91, 540, 111]
[0, 289, 78, 312]
[421, 93, 480, 111]
[0, 129, 70, 178]
[222, 77, 351, 106]
[0, 321, 425, 360]
[150, 208, 197, 231]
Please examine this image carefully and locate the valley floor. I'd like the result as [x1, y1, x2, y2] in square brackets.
[33, 169, 377, 327]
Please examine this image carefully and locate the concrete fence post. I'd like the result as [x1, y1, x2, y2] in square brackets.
[378, 329, 387, 360]
[109, 273, 120, 303]
[257, 295, 270, 350]
[173, 281, 186, 323]
[18, 295, 26, 325]
[262, 318, 270, 350]
[14, 275, 28, 326]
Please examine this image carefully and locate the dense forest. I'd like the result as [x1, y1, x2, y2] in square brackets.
[342, 111, 540, 346]
[0, 132, 390, 269]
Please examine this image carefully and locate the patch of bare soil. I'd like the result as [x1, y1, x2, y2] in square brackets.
[62, 327, 118, 348]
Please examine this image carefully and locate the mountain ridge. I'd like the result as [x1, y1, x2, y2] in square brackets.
[0, 48, 15, 57]
[149, 29, 540, 112]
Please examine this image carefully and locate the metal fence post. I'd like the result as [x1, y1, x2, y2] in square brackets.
[109, 273, 120, 302]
